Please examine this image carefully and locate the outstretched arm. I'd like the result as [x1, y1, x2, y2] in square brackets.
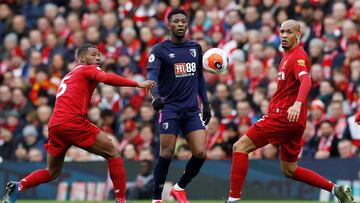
[287, 74, 312, 122]
[83, 66, 155, 89]
[94, 71, 139, 87]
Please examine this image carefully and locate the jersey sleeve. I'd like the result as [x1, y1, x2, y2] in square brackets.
[81, 65, 103, 80]
[197, 44, 209, 105]
[292, 55, 311, 103]
[82, 65, 138, 87]
[147, 46, 162, 97]
[292, 56, 310, 80]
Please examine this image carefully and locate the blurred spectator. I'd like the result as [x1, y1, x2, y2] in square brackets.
[122, 143, 138, 161]
[28, 147, 44, 162]
[176, 143, 192, 161]
[314, 120, 340, 159]
[208, 144, 227, 160]
[126, 160, 154, 199]
[21, 124, 41, 151]
[138, 146, 154, 161]
[0, 127, 17, 160]
[337, 139, 357, 159]
[328, 101, 347, 138]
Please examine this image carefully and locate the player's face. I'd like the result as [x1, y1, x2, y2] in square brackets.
[168, 14, 187, 38]
[82, 47, 101, 65]
[279, 23, 300, 51]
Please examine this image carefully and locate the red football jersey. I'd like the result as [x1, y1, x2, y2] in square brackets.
[49, 64, 103, 128]
[268, 44, 310, 128]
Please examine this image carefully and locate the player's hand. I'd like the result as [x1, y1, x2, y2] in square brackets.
[355, 111, 360, 125]
[202, 103, 212, 125]
[137, 80, 155, 90]
[152, 96, 164, 111]
[287, 101, 302, 122]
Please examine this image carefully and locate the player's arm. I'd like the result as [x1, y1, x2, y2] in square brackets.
[197, 45, 211, 125]
[287, 58, 312, 122]
[84, 66, 155, 88]
[147, 47, 164, 110]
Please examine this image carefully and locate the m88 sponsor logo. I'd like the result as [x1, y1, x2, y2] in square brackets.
[174, 62, 196, 78]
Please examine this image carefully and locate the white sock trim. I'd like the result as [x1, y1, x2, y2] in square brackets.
[331, 185, 336, 195]
[174, 183, 184, 191]
[152, 200, 162, 203]
[228, 197, 241, 201]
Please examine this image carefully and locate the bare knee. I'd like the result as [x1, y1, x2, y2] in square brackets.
[281, 163, 298, 178]
[104, 145, 119, 159]
[160, 147, 174, 159]
[233, 136, 255, 153]
[48, 168, 62, 180]
[192, 148, 206, 158]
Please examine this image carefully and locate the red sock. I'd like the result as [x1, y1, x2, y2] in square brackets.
[229, 152, 248, 199]
[292, 167, 334, 191]
[18, 169, 52, 192]
[108, 157, 126, 200]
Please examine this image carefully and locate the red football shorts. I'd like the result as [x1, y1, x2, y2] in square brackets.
[246, 116, 305, 162]
[45, 119, 100, 157]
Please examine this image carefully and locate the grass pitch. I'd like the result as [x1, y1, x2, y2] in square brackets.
[16, 200, 333, 203]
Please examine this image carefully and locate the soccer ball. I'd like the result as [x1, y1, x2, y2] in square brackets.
[202, 48, 229, 74]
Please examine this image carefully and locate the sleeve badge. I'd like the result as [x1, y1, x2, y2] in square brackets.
[297, 59, 306, 67]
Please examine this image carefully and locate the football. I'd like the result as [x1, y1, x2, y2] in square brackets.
[202, 48, 229, 74]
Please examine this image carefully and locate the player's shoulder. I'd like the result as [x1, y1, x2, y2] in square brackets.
[295, 46, 309, 58]
[73, 64, 101, 76]
[151, 42, 166, 54]
[290, 46, 309, 62]
[185, 40, 200, 46]
[185, 40, 201, 49]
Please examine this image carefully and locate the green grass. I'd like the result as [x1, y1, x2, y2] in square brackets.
[16, 201, 333, 203]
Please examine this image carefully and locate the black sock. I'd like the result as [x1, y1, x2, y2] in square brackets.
[178, 156, 205, 189]
[153, 156, 172, 199]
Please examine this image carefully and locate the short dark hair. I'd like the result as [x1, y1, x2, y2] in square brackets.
[76, 43, 97, 58]
[167, 8, 187, 21]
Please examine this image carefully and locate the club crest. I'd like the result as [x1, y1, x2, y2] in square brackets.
[190, 49, 196, 58]
[163, 122, 169, 130]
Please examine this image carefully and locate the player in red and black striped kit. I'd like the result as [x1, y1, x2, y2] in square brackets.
[2, 44, 155, 203]
[225, 20, 354, 203]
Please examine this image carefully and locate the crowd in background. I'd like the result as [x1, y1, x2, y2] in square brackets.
[0, 0, 359, 163]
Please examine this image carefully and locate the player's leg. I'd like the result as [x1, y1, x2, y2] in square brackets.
[152, 133, 177, 203]
[226, 123, 269, 202]
[3, 125, 69, 203]
[82, 131, 126, 203]
[167, 129, 206, 203]
[153, 110, 180, 203]
[178, 129, 206, 188]
[3, 153, 65, 203]
[280, 131, 354, 203]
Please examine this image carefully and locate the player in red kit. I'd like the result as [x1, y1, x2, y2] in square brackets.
[2, 44, 155, 203]
[225, 20, 354, 203]
[355, 110, 360, 125]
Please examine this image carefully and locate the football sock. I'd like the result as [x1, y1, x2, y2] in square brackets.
[292, 167, 334, 192]
[153, 156, 172, 200]
[229, 152, 248, 199]
[19, 169, 52, 192]
[178, 156, 205, 189]
[108, 157, 126, 200]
